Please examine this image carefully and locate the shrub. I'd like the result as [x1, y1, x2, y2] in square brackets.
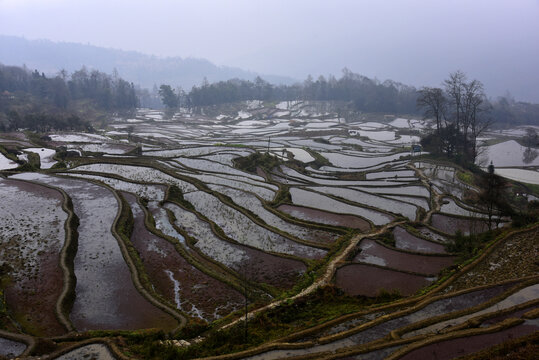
[27, 151, 41, 169]
[235, 152, 281, 173]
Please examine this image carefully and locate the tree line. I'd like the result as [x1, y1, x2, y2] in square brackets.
[158, 69, 539, 131]
[0, 64, 138, 131]
[159, 68, 419, 114]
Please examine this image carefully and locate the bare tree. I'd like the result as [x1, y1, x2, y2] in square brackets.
[417, 87, 447, 153]
[441, 71, 491, 163]
[463, 80, 491, 162]
[444, 70, 467, 139]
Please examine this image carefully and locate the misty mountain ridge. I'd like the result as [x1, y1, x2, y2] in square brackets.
[0, 35, 295, 91]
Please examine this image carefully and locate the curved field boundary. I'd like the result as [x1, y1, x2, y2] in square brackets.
[275, 202, 373, 232]
[330, 299, 539, 360]
[219, 221, 406, 332]
[390, 278, 539, 339]
[200, 186, 332, 251]
[294, 186, 399, 225]
[165, 186, 321, 266]
[140, 196, 255, 301]
[412, 158, 482, 192]
[276, 301, 408, 343]
[263, 202, 347, 234]
[207, 181, 345, 240]
[196, 341, 319, 360]
[0, 329, 35, 357]
[441, 194, 492, 216]
[316, 278, 524, 344]
[55, 188, 78, 333]
[428, 223, 539, 296]
[66, 170, 169, 196]
[407, 163, 442, 223]
[304, 303, 536, 360]
[163, 198, 279, 298]
[305, 184, 423, 222]
[11, 178, 78, 333]
[401, 224, 448, 246]
[228, 278, 535, 360]
[430, 297, 539, 335]
[385, 317, 526, 360]
[47, 337, 129, 360]
[109, 189, 188, 329]
[308, 224, 539, 342]
[68, 160, 330, 251]
[337, 260, 448, 278]
[372, 238, 454, 258]
[43, 172, 188, 329]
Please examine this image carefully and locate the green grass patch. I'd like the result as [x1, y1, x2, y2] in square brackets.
[270, 184, 291, 207]
[376, 232, 396, 247]
[61, 194, 79, 324]
[27, 151, 41, 169]
[445, 230, 495, 260]
[167, 185, 195, 211]
[303, 148, 330, 169]
[457, 170, 474, 185]
[214, 143, 250, 148]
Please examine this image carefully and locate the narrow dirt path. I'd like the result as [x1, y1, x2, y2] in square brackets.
[220, 162, 438, 331]
[407, 163, 442, 223]
[221, 220, 405, 330]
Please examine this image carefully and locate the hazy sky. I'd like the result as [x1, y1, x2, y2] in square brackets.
[1, 0, 538, 101]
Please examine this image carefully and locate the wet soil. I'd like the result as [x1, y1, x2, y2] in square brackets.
[233, 246, 307, 290]
[12, 174, 176, 331]
[431, 214, 490, 235]
[353, 239, 455, 275]
[126, 193, 244, 321]
[481, 304, 538, 327]
[277, 204, 371, 231]
[335, 264, 431, 297]
[1, 179, 66, 336]
[164, 201, 307, 290]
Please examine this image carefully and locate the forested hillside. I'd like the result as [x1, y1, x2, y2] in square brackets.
[0, 64, 137, 131]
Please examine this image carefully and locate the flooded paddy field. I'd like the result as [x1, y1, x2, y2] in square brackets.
[431, 213, 491, 235]
[163, 200, 307, 289]
[0, 337, 26, 358]
[352, 239, 455, 275]
[1, 105, 536, 358]
[125, 193, 243, 321]
[10, 173, 173, 331]
[392, 226, 447, 253]
[335, 264, 433, 297]
[0, 178, 66, 336]
[290, 187, 394, 225]
[245, 282, 522, 360]
[277, 204, 371, 230]
[55, 343, 115, 360]
[184, 190, 326, 259]
[399, 321, 538, 360]
[207, 184, 339, 244]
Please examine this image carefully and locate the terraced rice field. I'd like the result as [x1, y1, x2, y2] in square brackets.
[0, 105, 536, 359]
